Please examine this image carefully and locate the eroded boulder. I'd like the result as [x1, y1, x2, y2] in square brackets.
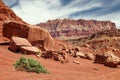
[94, 51, 120, 67]
[2, 21, 54, 50]
[9, 36, 32, 52]
[104, 51, 120, 67]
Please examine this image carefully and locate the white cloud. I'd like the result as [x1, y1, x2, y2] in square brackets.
[3, 0, 120, 28]
[10, 0, 102, 24]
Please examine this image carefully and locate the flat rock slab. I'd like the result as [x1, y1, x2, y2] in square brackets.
[20, 46, 41, 55]
[9, 36, 32, 52]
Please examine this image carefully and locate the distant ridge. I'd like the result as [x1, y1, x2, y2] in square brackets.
[37, 19, 116, 40]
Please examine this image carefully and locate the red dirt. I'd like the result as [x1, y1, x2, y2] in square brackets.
[1, 39, 120, 80]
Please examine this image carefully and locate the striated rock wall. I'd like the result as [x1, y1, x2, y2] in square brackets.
[37, 19, 116, 40]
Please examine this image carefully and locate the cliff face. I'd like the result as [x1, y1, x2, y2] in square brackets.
[0, 0, 25, 41]
[0, 0, 25, 25]
[37, 19, 116, 40]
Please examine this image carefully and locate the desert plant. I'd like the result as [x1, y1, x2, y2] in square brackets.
[14, 56, 50, 74]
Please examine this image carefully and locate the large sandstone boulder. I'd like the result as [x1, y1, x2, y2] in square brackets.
[9, 36, 32, 52]
[2, 21, 54, 50]
[104, 51, 120, 67]
[94, 51, 120, 67]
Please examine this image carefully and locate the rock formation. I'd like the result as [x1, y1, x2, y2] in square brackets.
[2, 21, 54, 50]
[94, 51, 120, 67]
[0, 0, 25, 25]
[9, 36, 32, 52]
[37, 19, 116, 40]
[9, 36, 41, 55]
[0, 0, 25, 41]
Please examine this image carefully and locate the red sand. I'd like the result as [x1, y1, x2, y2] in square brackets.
[0, 44, 120, 80]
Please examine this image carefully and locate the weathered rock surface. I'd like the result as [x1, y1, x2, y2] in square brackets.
[85, 52, 95, 60]
[9, 36, 42, 55]
[2, 21, 54, 50]
[37, 19, 116, 40]
[69, 29, 120, 50]
[9, 36, 32, 52]
[0, 1, 25, 26]
[0, 0, 25, 42]
[94, 53, 106, 64]
[94, 51, 120, 67]
[76, 52, 86, 58]
[41, 50, 68, 63]
[20, 46, 41, 55]
[104, 51, 120, 67]
[75, 51, 94, 60]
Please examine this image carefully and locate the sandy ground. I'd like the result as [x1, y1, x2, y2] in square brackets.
[0, 44, 120, 80]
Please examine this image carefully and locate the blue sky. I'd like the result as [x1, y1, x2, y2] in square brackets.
[3, 0, 120, 28]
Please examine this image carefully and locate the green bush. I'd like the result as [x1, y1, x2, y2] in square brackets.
[14, 56, 50, 74]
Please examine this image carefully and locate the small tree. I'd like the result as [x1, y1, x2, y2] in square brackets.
[14, 56, 50, 74]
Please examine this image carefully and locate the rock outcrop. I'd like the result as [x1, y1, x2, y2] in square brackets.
[9, 36, 32, 52]
[94, 51, 120, 67]
[68, 29, 120, 50]
[37, 19, 116, 40]
[9, 36, 41, 55]
[0, 0, 25, 41]
[3, 21, 54, 50]
[104, 51, 120, 67]
[0, 0, 25, 25]
[41, 50, 68, 63]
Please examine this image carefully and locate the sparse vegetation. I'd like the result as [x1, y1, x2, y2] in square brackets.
[14, 56, 50, 74]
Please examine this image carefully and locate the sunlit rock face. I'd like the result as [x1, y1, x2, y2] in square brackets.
[37, 19, 116, 40]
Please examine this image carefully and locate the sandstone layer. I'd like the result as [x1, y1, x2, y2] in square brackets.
[37, 19, 116, 40]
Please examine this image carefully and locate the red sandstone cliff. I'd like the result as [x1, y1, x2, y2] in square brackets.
[0, 0, 25, 25]
[37, 19, 116, 40]
[0, 0, 25, 41]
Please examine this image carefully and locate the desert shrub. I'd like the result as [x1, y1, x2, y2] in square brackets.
[14, 56, 50, 74]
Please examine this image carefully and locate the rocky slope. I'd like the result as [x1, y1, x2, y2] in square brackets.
[37, 19, 116, 40]
[0, 0, 25, 41]
[68, 29, 120, 51]
[0, 0, 25, 25]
